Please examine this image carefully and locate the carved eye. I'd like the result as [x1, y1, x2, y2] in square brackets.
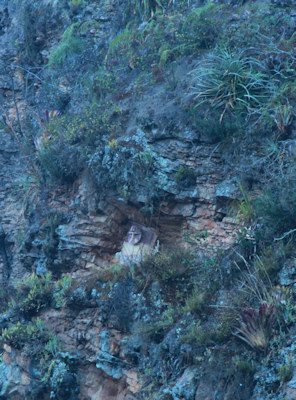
[126, 226, 142, 245]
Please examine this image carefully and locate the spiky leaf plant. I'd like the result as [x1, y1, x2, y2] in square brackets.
[235, 303, 275, 351]
[190, 49, 270, 121]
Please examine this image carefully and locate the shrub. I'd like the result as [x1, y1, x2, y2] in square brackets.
[88, 145, 157, 200]
[138, 305, 176, 339]
[68, 0, 83, 10]
[235, 359, 255, 379]
[16, 273, 53, 316]
[39, 138, 84, 184]
[107, 23, 137, 67]
[278, 356, 293, 384]
[49, 23, 86, 67]
[37, 105, 101, 183]
[181, 2, 222, 51]
[108, 278, 134, 332]
[53, 275, 72, 308]
[194, 110, 244, 141]
[254, 173, 296, 241]
[108, 4, 222, 71]
[174, 167, 196, 188]
[0, 317, 76, 395]
[181, 320, 230, 346]
[41, 214, 62, 265]
[236, 184, 255, 224]
[14, 1, 61, 66]
[270, 103, 294, 134]
[88, 68, 116, 101]
[14, 272, 73, 316]
[181, 286, 208, 314]
[0, 318, 47, 350]
[136, 248, 194, 287]
[253, 244, 289, 280]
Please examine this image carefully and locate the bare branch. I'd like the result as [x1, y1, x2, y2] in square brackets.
[274, 228, 296, 241]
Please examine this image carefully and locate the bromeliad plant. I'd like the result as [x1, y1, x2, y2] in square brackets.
[39, 109, 61, 125]
[235, 303, 275, 351]
[190, 49, 270, 121]
[233, 256, 288, 351]
[34, 109, 61, 151]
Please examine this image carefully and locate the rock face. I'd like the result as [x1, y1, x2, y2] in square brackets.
[0, 0, 245, 396]
[0, 115, 243, 399]
[1, 0, 295, 399]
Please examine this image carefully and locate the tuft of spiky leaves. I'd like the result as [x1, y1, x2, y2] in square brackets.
[234, 303, 275, 351]
[39, 109, 61, 125]
[135, 0, 163, 18]
[190, 49, 270, 121]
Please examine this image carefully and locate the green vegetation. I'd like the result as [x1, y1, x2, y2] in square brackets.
[138, 305, 176, 338]
[181, 286, 209, 314]
[235, 359, 256, 378]
[253, 244, 288, 281]
[278, 356, 293, 384]
[12, 272, 72, 316]
[88, 145, 157, 200]
[107, 3, 222, 71]
[134, 0, 163, 18]
[49, 23, 86, 66]
[234, 304, 276, 351]
[175, 166, 196, 188]
[88, 68, 117, 101]
[0, 318, 76, 395]
[107, 22, 137, 67]
[16, 272, 52, 315]
[135, 248, 224, 348]
[181, 2, 221, 50]
[0, 267, 75, 394]
[236, 184, 255, 223]
[181, 320, 231, 346]
[190, 49, 270, 121]
[68, 0, 83, 9]
[39, 139, 83, 184]
[0, 318, 46, 350]
[53, 275, 72, 308]
[38, 103, 119, 183]
[135, 248, 194, 290]
[254, 173, 296, 241]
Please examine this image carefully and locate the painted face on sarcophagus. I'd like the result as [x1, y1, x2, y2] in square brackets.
[126, 224, 142, 245]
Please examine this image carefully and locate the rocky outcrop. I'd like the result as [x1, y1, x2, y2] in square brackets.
[1, 0, 295, 399]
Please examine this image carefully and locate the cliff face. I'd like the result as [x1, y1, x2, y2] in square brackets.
[0, 0, 296, 399]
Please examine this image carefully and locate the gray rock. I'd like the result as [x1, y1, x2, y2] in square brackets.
[96, 331, 124, 380]
[279, 260, 296, 286]
[163, 367, 197, 400]
[216, 178, 242, 200]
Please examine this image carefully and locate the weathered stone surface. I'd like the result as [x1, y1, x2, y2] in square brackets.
[195, 381, 214, 400]
[286, 387, 296, 400]
[78, 364, 135, 400]
[279, 259, 296, 286]
[0, 348, 37, 399]
[0, 113, 243, 400]
[216, 178, 242, 200]
[171, 203, 195, 217]
[166, 367, 197, 399]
